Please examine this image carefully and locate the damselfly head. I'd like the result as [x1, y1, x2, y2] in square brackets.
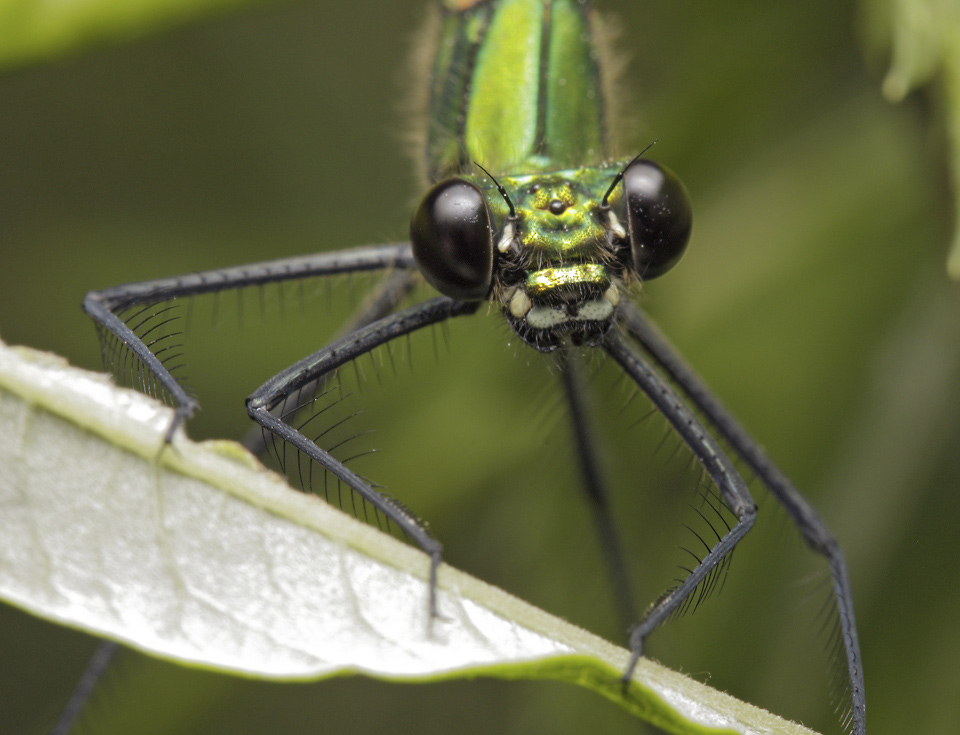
[410, 158, 692, 352]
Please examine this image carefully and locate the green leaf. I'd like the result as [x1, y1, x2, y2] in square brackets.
[0, 0, 285, 70]
[0, 339, 818, 735]
[860, 0, 960, 278]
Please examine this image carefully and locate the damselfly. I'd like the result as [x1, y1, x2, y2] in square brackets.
[68, 0, 865, 733]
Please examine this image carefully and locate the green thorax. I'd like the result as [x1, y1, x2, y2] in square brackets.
[427, 0, 608, 181]
[495, 164, 622, 264]
[424, 0, 633, 350]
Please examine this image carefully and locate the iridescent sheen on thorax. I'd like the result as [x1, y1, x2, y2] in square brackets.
[426, 0, 609, 180]
[422, 0, 632, 351]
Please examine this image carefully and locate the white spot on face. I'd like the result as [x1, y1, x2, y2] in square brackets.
[510, 280, 622, 331]
[521, 295, 615, 329]
[497, 221, 516, 254]
[509, 288, 532, 318]
[607, 210, 626, 240]
[526, 304, 568, 329]
[578, 297, 614, 321]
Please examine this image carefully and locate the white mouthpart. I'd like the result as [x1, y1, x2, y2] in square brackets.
[512, 284, 620, 329]
[509, 288, 532, 318]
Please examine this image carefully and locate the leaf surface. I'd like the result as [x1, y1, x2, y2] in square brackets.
[0, 340, 817, 735]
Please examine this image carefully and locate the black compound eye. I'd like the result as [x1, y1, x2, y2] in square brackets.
[621, 159, 692, 280]
[411, 178, 494, 301]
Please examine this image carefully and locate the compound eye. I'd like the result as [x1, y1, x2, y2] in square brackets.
[621, 160, 693, 280]
[411, 178, 494, 301]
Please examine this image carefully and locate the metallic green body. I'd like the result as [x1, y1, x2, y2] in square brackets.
[429, 0, 606, 178]
[427, 0, 631, 347]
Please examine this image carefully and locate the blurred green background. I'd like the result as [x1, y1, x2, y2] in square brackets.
[2, 0, 960, 734]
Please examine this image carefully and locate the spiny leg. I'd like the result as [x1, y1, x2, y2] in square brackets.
[619, 303, 865, 735]
[60, 244, 417, 734]
[241, 268, 421, 456]
[601, 332, 757, 679]
[557, 348, 637, 632]
[83, 243, 417, 441]
[247, 296, 480, 617]
[48, 640, 118, 735]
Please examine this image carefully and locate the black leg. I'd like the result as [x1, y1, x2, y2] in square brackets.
[247, 296, 480, 617]
[557, 349, 637, 632]
[60, 244, 419, 735]
[240, 268, 421, 456]
[619, 303, 865, 735]
[49, 640, 119, 735]
[601, 332, 757, 680]
[83, 243, 416, 440]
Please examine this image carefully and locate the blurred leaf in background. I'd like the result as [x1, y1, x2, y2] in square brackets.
[859, 0, 960, 277]
[1, 1, 960, 735]
[0, 0, 278, 68]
